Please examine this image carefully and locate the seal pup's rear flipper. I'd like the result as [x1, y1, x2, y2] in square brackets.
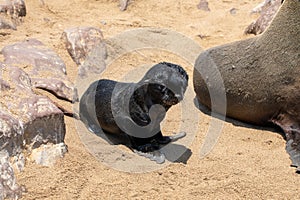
[133, 149, 166, 164]
[132, 132, 186, 164]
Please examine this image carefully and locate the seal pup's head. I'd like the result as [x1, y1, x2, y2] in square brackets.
[139, 62, 189, 107]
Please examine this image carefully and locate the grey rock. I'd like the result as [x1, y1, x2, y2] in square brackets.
[245, 0, 281, 35]
[62, 27, 107, 78]
[0, 18, 16, 30]
[229, 8, 238, 15]
[0, 62, 68, 198]
[119, 0, 130, 11]
[1, 38, 78, 102]
[197, 0, 210, 12]
[0, 150, 23, 200]
[0, 0, 26, 30]
[0, 0, 26, 18]
[0, 63, 66, 156]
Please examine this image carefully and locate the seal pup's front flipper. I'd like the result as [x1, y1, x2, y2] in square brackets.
[168, 132, 186, 143]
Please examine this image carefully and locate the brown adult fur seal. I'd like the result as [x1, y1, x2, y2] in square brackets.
[193, 0, 300, 172]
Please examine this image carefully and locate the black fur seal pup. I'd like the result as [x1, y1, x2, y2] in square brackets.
[79, 62, 189, 163]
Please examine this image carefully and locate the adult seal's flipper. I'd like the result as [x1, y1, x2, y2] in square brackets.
[271, 113, 300, 173]
[286, 139, 300, 173]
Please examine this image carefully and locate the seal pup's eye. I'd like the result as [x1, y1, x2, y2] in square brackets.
[155, 84, 166, 92]
[160, 86, 167, 93]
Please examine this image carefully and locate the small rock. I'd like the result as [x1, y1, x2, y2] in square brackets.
[31, 143, 67, 166]
[62, 27, 104, 66]
[0, 0, 26, 18]
[100, 20, 107, 25]
[230, 8, 237, 15]
[0, 0, 26, 30]
[197, 0, 211, 12]
[265, 140, 273, 145]
[119, 0, 130, 11]
[62, 27, 107, 78]
[0, 18, 16, 30]
[197, 34, 210, 39]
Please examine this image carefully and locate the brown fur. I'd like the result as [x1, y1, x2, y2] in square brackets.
[193, 0, 300, 171]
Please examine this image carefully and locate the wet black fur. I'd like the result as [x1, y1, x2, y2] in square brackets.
[80, 62, 188, 152]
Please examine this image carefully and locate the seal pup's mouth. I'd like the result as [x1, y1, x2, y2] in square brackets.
[163, 99, 178, 106]
[162, 93, 181, 106]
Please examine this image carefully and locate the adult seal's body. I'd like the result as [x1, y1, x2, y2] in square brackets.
[193, 0, 300, 172]
[80, 62, 188, 163]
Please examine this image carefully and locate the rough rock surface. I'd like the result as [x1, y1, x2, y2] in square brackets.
[1, 38, 78, 102]
[0, 150, 23, 200]
[0, 62, 67, 199]
[0, 0, 26, 30]
[62, 27, 107, 78]
[30, 143, 67, 166]
[0, 63, 66, 156]
[245, 0, 281, 35]
[0, 17, 16, 30]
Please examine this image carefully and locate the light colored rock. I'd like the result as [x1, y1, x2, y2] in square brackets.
[0, 0, 26, 31]
[0, 18, 16, 30]
[119, 0, 130, 11]
[0, 0, 26, 18]
[30, 143, 67, 166]
[0, 150, 23, 200]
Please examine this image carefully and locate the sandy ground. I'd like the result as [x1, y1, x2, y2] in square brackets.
[1, 0, 300, 199]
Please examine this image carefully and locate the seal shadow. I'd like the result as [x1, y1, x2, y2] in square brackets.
[193, 97, 285, 139]
[92, 125, 192, 164]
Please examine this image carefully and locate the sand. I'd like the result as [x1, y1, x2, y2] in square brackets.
[1, 0, 299, 199]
